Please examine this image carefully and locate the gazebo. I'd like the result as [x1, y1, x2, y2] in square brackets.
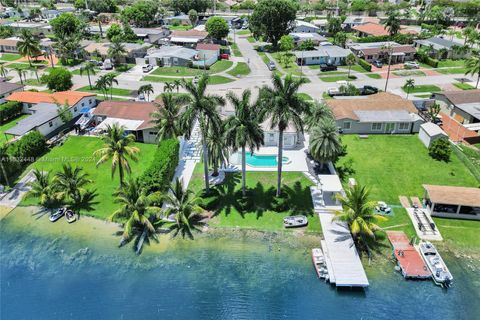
[423, 184, 480, 220]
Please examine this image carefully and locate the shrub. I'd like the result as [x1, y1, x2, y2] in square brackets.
[0, 101, 22, 124]
[140, 138, 179, 193]
[417, 54, 439, 68]
[429, 138, 451, 162]
[4, 131, 47, 180]
[358, 58, 372, 72]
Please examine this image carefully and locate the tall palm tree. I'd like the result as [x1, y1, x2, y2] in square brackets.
[151, 92, 190, 141]
[94, 123, 140, 187]
[162, 179, 206, 240]
[138, 84, 154, 101]
[17, 29, 41, 67]
[0, 64, 8, 78]
[79, 61, 97, 89]
[345, 53, 356, 78]
[309, 118, 343, 168]
[43, 47, 55, 68]
[404, 78, 415, 99]
[14, 67, 27, 85]
[108, 38, 127, 67]
[180, 74, 225, 193]
[173, 79, 182, 93]
[305, 101, 334, 131]
[465, 55, 480, 88]
[224, 89, 264, 196]
[383, 11, 401, 36]
[0, 145, 11, 186]
[106, 73, 118, 100]
[205, 122, 229, 177]
[258, 73, 309, 197]
[163, 82, 175, 93]
[95, 74, 109, 99]
[333, 184, 387, 258]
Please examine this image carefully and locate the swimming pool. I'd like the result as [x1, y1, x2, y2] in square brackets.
[244, 153, 290, 167]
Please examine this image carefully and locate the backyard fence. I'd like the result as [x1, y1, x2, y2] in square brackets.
[450, 142, 480, 184]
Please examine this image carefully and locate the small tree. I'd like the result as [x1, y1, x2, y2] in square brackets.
[188, 9, 198, 27]
[346, 53, 356, 78]
[106, 23, 123, 41]
[427, 102, 441, 121]
[280, 35, 294, 68]
[404, 78, 415, 99]
[56, 101, 73, 124]
[205, 16, 229, 40]
[429, 138, 451, 162]
[333, 31, 348, 48]
[40, 68, 73, 92]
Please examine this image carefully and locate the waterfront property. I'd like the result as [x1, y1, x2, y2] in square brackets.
[423, 184, 480, 220]
[326, 93, 423, 134]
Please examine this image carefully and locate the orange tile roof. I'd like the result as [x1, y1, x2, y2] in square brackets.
[352, 22, 417, 37]
[93, 100, 158, 129]
[6, 91, 96, 106]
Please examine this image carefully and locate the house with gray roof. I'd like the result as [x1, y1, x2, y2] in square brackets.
[293, 46, 352, 66]
[414, 37, 469, 60]
[432, 90, 480, 127]
[0, 82, 23, 104]
[145, 46, 198, 67]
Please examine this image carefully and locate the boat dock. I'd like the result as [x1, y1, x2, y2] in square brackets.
[386, 231, 431, 279]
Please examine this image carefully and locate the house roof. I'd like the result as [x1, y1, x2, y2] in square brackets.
[294, 20, 319, 30]
[293, 46, 351, 59]
[6, 91, 95, 106]
[414, 37, 463, 50]
[423, 184, 480, 207]
[326, 92, 418, 121]
[93, 100, 157, 130]
[420, 122, 447, 137]
[5, 103, 58, 136]
[171, 30, 208, 38]
[349, 41, 416, 55]
[436, 90, 480, 105]
[147, 45, 198, 60]
[196, 43, 220, 51]
[352, 22, 417, 37]
[0, 37, 20, 47]
[343, 16, 380, 25]
[0, 82, 23, 95]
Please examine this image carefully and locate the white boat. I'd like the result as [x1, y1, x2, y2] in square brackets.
[311, 248, 329, 280]
[65, 209, 77, 223]
[49, 208, 65, 222]
[283, 215, 308, 228]
[419, 241, 453, 288]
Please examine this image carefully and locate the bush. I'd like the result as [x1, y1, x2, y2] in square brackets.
[429, 138, 451, 162]
[417, 54, 439, 68]
[0, 101, 22, 124]
[358, 58, 372, 72]
[140, 138, 179, 193]
[41, 67, 73, 92]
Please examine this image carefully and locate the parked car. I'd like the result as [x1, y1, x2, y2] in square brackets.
[320, 64, 337, 72]
[404, 61, 420, 69]
[268, 61, 276, 71]
[327, 87, 341, 97]
[88, 59, 102, 66]
[102, 59, 113, 70]
[359, 85, 379, 95]
[220, 53, 229, 60]
[142, 64, 153, 73]
[372, 60, 383, 68]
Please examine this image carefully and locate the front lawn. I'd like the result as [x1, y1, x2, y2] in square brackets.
[227, 62, 251, 77]
[231, 43, 243, 57]
[436, 67, 468, 75]
[401, 84, 441, 93]
[208, 75, 234, 84]
[76, 86, 133, 97]
[208, 60, 234, 73]
[20, 136, 157, 220]
[188, 164, 320, 233]
[18, 78, 44, 86]
[270, 52, 303, 76]
[151, 66, 202, 77]
[319, 75, 357, 82]
[366, 73, 382, 79]
[393, 70, 426, 77]
[0, 114, 29, 145]
[438, 59, 465, 68]
[453, 82, 475, 90]
[0, 53, 22, 61]
[5, 63, 45, 70]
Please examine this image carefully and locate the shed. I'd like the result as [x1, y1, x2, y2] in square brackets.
[418, 122, 448, 148]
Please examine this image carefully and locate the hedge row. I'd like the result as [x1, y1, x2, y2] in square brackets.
[356, 33, 415, 45]
[0, 101, 22, 124]
[358, 58, 372, 72]
[418, 55, 439, 68]
[140, 138, 179, 194]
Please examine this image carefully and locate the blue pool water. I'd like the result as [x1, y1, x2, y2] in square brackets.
[245, 153, 289, 167]
[1, 207, 480, 320]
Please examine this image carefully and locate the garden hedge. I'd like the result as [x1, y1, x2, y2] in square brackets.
[140, 138, 179, 193]
[0, 101, 22, 124]
[358, 58, 372, 72]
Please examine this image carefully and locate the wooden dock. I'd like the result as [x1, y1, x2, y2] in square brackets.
[386, 231, 431, 279]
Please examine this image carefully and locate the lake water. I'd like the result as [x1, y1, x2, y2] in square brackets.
[1, 207, 479, 320]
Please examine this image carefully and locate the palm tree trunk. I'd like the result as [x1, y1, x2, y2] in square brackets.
[27, 55, 32, 67]
[202, 140, 210, 192]
[348, 65, 351, 77]
[136, 226, 148, 255]
[119, 163, 124, 187]
[276, 129, 284, 197]
[87, 70, 92, 89]
[476, 73, 479, 89]
[50, 52, 54, 68]
[0, 163, 10, 186]
[241, 146, 246, 197]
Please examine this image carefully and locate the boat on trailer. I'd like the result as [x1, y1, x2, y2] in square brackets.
[283, 215, 308, 228]
[419, 241, 453, 288]
[311, 248, 329, 280]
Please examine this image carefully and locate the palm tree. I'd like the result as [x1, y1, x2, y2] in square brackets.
[180, 74, 225, 193]
[151, 93, 190, 141]
[93, 123, 140, 187]
[462, 26, 475, 45]
[383, 11, 401, 36]
[163, 82, 175, 93]
[258, 73, 309, 197]
[17, 29, 41, 67]
[106, 73, 118, 100]
[138, 84, 154, 101]
[224, 89, 264, 196]
[404, 78, 415, 99]
[162, 179, 206, 240]
[0, 145, 11, 186]
[43, 47, 55, 68]
[345, 53, 356, 78]
[205, 122, 229, 177]
[173, 79, 182, 93]
[28, 169, 62, 215]
[108, 38, 127, 67]
[94, 75, 108, 99]
[79, 61, 97, 89]
[309, 118, 343, 168]
[381, 44, 394, 92]
[0, 64, 8, 78]
[305, 101, 334, 131]
[333, 184, 387, 258]
[30, 65, 40, 83]
[14, 67, 27, 85]
[465, 55, 480, 88]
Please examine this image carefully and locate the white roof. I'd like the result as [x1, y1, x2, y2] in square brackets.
[464, 123, 480, 131]
[170, 37, 200, 43]
[318, 174, 343, 192]
[96, 118, 144, 131]
[295, 20, 319, 29]
[420, 122, 447, 136]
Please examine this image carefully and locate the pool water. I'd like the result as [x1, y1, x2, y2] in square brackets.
[245, 153, 289, 167]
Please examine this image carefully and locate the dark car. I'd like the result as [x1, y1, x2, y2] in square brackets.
[372, 60, 383, 68]
[359, 85, 379, 95]
[320, 64, 337, 72]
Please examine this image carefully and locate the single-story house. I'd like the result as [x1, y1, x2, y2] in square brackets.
[348, 41, 416, 63]
[310, 19, 328, 34]
[169, 30, 209, 47]
[4, 21, 52, 36]
[132, 27, 170, 44]
[293, 46, 352, 66]
[414, 37, 469, 60]
[423, 184, 480, 220]
[418, 122, 448, 148]
[290, 32, 327, 46]
[5, 91, 96, 139]
[352, 22, 418, 38]
[0, 82, 23, 104]
[84, 42, 151, 62]
[326, 92, 423, 134]
[342, 16, 380, 31]
[145, 45, 198, 67]
[0, 37, 20, 53]
[432, 90, 480, 125]
[195, 43, 220, 66]
[292, 20, 320, 33]
[92, 101, 158, 144]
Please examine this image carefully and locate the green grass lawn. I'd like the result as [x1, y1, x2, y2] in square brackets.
[168, 25, 192, 31]
[0, 114, 29, 145]
[319, 75, 356, 82]
[142, 76, 174, 83]
[247, 36, 256, 43]
[227, 62, 251, 77]
[270, 52, 303, 76]
[237, 30, 251, 35]
[208, 75, 234, 85]
[366, 73, 382, 79]
[401, 84, 441, 93]
[339, 64, 369, 74]
[114, 63, 135, 72]
[453, 82, 475, 90]
[20, 136, 157, 220]
[188, 164, 320, 233]
[208, 60, 234, 73]
[0, 53, 22, 61]
[151, 66, 202, 77]
[438, 59, 466, 68]
[5, 63, 45, 71]
[17, 78, 44, 86]
[231, 43, 243, 57]
[257, 51, 270, 65]
[436, 67, 468, 75]
[77, 86, 133, 97]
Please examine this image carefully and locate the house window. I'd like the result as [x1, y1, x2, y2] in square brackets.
[343, 121, 351, 130]
[367, 55, 372, 60]
[398, 122, 410, 130]
[81, 102, 85, 106]
[49, 121, 53, 127]
[149, 131, 158, 135]
[89, 99, 93, 104]
[371, 123, 382, 131]
[74, 107, 77, 112]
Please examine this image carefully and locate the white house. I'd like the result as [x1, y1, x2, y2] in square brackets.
[292, 20, 320, 33]
[418, 122, 448, 148]
[293, 46, 352, 66]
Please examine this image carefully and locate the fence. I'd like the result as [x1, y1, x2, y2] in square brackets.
[450, 142, 480, 184]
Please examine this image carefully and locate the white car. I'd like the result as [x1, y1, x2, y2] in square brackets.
[404, 61, 420, 69]
[142, 64, 153, 73]
[327, 87, 340, 96]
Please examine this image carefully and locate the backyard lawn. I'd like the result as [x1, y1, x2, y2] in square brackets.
[188, 164, 320, 234]
[227, 62, 251, 77]
[150, 60, 233, 77]
[0, 114, 29, 145]
[76, 86, 134, 97]
[20, 136, 157, 220]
